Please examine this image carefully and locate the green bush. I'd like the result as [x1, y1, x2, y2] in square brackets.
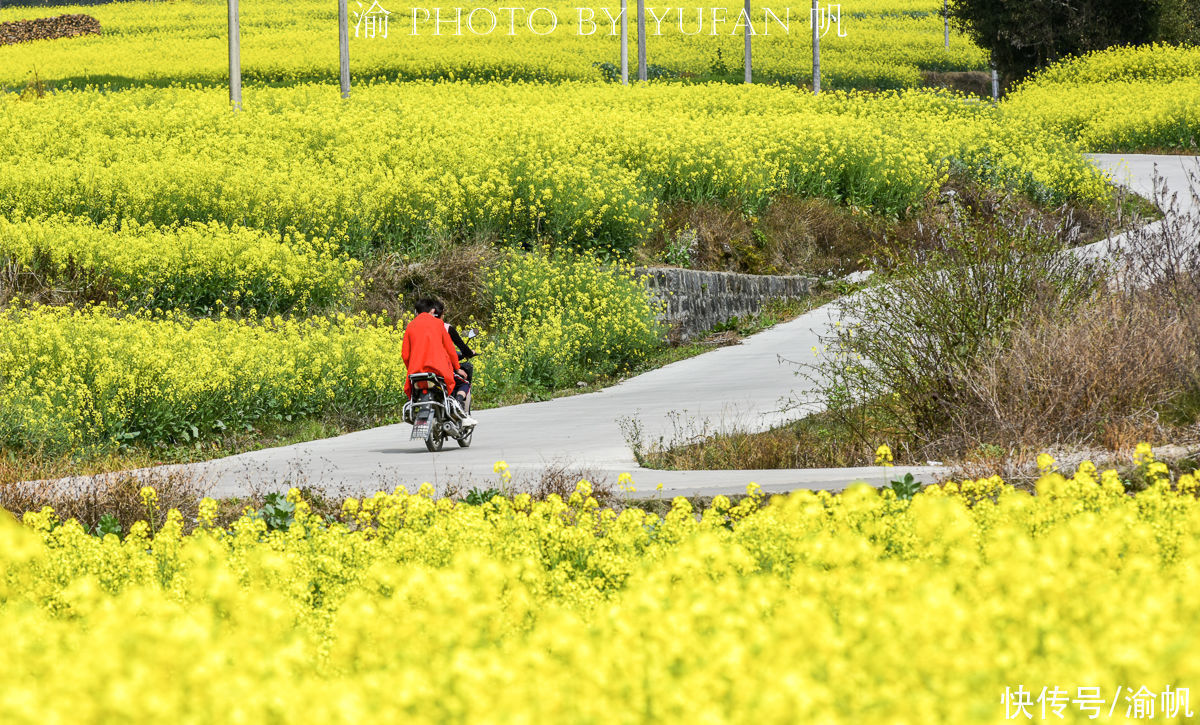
[1159, 0, 1200, 43]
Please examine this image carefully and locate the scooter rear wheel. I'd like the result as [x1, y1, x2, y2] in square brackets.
[425, 421, 445, 452]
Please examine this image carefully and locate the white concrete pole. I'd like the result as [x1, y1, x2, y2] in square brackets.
[743, 0, 752, 83]
[637, 0, 647, 81]
[338, 0, 351, 97]
[228, 0, 242, 109]
[943, 0, 949, 49]
[991, 67, 999, 99]
[620, 0, 628, 84]
[811, 0, 820, 94]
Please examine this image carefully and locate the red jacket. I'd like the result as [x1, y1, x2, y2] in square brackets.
[402, 312, 461, 396]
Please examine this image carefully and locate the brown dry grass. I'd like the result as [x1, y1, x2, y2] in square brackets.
[0, 466, 362, 534]
[634, 410, 876, 471]
[921, 70, 995, 98]
[643, 175, 1128, 279]
[521, 460, 615, 506]
[645, 195, 884, 277]
[945, 290, 1198, 454]
[357, 239, 500, 325]
[0, 470, 213, 534]
[886, 173, 1124, 265]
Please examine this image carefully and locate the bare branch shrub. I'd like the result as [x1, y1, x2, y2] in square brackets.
[1110, 162, 1200, 350]
[518, 460, 614, 506]
[812, 192, 1100, 454]
[0, 471, 213, 533]
[946, 290, 1196, 452]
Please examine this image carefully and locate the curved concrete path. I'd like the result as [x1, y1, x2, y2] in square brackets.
[127, 154, 1200, 498]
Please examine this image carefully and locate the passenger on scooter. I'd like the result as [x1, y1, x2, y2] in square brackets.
[430, 299, 475, 392]
[402, 298, 478, 427]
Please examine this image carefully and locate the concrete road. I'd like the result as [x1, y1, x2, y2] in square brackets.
[192, 299, 939, 498]
[1089, 153, 1196, 205]
[98, 154, 1200, 498]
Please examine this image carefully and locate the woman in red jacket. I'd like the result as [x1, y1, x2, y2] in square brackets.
[402, 298, 478, 427]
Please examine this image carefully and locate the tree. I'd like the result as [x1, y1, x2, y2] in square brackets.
[1158, 0, 1200, 44]
[947, 0, 1165, 83]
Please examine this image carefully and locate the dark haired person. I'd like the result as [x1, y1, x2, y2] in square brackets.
[429, 299, 476, 398]
[402, 298, 478, 427]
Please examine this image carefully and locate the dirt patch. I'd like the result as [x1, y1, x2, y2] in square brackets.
[0, 14, 100, 46]
[922, 70, 995, 98]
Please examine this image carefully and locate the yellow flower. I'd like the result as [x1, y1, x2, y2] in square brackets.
[874, 444, 894, 467]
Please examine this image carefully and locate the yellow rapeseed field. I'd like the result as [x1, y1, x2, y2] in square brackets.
[0, 0, 986, 90]
[0, 307, 408, 452]
[0, 215, 359, 314]
[0, 250, 662, 452]
[1004, 44, 1200, 152]
[2, 456, 1198, 722]
[0, 82, 1111, 256]
[482, 248, 663, 394]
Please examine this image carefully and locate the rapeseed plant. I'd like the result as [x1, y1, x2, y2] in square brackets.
[2, 463, 1199, 722]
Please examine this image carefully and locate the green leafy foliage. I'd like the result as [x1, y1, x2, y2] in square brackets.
[463, 487, 502, 506]
[888, 473, 922, 500]
[91, 513, 122, 539]
[947, 0, 1164, 82]
[254, 492, 296, 532]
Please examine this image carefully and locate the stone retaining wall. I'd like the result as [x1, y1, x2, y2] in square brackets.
[636, 267, 818, 341]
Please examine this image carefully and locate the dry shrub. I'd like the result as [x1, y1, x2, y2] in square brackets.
[520, 460, 614, 506]
[921, 70, 994, 97]
[0, 471, 212, 534]
[648, 196, 882, 276]
[358, 239, 499, 325]
[1114, 163, 1200, 345]
[947, 291, 1197, 452]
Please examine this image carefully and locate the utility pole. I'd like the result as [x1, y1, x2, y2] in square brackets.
[227, 0, 242, 109]
[943, 0, 949, 49]
[620, 0, 628, 84]
[743, 0, 752, 83]
[811, 0, 820, 94]
[338, 0, 351, 97]
[637, 0, 647, 81]
[991, 66, 999, 100]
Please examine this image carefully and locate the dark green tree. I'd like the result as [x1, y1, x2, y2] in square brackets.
[947, 0, 1166, 83]
[1158, 0, 1200, 43]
